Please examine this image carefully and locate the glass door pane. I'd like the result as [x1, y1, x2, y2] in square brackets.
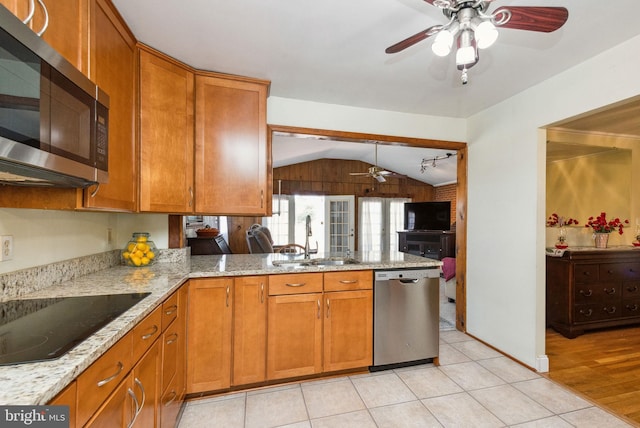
[325, 196, 354, 254]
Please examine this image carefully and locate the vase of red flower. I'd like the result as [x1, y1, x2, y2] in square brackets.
[585, 212, 629, 248]
[547, 213, 578, 248]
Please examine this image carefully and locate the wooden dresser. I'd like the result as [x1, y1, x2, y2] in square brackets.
[546, 248, 640, 338]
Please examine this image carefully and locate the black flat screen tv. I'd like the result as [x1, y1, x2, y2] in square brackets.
[404, 201, 451, 231]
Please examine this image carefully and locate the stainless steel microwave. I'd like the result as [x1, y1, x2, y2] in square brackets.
[0, 5, 109, 188]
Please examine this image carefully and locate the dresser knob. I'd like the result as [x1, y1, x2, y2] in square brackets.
[579, 289, 593, 297]
[579, 308, 593, 317]
[603, 306, 617, 314]
[628, 285, 639, 293]
[626, 304, 639, 312]
[604, 287, 616, 295]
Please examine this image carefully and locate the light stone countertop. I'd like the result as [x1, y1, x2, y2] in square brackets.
[0, 251, 440, 405]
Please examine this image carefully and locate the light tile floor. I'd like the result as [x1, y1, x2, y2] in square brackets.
[177, 329, 634, 428]
[177, 281, 634, 427]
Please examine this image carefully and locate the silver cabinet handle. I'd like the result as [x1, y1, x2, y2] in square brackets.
[89, 183, 100, 198]
[164, 304, 178, 315]
[22, 0, 35, 24]
[134, 378, 146, 412]
[166, 333, 179, 345]
[226, 285, 230, 307]
[317, 299, 321, 319]
[35, 0, 48, 36]
[339, 280, 357, 284]
[326, 298, 330, 318]
[141, 325, 159, 340]
[188, 186, 193, 207]
[127, 387, 140, 428]
[97, 361, 124, 387]
[260, 282, 264, 303]
[286, 283, 306, 287]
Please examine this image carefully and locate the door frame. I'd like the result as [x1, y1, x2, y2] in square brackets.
[268, 124, 468, 331]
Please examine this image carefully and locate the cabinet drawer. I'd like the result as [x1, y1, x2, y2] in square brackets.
[324, 270, 372, 292]
[162, 291, 180, 331]
[574, 283, 620, 303]
[574, 303, 620, 323]
[574, 264, 599, 283]
[623, 282, 640, 298]
[269, 273, 323, 295]
[162, 317, 180, 393]
[132, 306, 162, 362]
[76, 333, 133, 426]
[600, 263, 640, 281]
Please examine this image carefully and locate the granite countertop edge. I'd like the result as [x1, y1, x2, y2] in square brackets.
[0, 252, 440, 405]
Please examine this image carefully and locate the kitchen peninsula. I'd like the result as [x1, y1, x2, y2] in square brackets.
[0, 250, 439, 422]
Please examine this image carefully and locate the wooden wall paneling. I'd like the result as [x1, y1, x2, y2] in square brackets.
[455, 146, 467, 331]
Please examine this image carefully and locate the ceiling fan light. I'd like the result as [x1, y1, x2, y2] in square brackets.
[475, 21, 498, 49]
[455, 30, 477, 66]
[432, 30, 453, 57]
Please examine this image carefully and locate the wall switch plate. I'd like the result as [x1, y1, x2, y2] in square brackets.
[107, 228, 113, 245]
[1, 235, 13, 261]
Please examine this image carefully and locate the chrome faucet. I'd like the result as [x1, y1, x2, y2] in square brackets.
[304, 215, 312, 259]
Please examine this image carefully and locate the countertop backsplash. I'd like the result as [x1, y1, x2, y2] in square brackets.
[0, 247, 189, 301]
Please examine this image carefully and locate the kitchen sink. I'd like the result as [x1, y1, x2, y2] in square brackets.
[272, 257, 359, 268]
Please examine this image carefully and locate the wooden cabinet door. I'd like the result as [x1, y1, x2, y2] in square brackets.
[49, 381, 77, 428]
[132, 339, 161, 428]
[323, 290, 373, 372]
[233, 275, 267, 385]
[139, 46, 195, 213]
[186, 278, 233, 393]
[267, 293, 323, 380]
[85, 0, 137, 211]
[195, 74, 269, 215]
[85, 376, 133, 428]
[0, 0, 88, 74]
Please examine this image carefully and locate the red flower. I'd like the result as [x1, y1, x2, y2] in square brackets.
[584, 212, 629, 235]
[546, 213, 579, 227]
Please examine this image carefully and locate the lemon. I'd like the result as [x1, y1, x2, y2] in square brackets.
[137, 243, 148, 253]
[146, 251, 155, 260]
[131, 256, 142, 266]
[136, 235, 148, 243]
[122, 251, 131, 260]
[127, 243, 137, 253]
[141, 257, 150, 265]
[133, 250, 144, 259]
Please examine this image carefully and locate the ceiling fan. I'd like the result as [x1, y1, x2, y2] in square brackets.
[386, 0, 569, 84]
[349, 143, 406, 183]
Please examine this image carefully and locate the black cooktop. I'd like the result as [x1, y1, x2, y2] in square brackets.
[0, 293, 150, 366]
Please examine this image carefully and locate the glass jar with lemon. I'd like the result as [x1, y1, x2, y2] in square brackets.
[122, 232, 157, 267]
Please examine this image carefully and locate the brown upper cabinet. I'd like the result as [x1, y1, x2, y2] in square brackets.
[84, 0, 138, 211]
[138, 45, 195, 213]
[195, 73, 270, 216]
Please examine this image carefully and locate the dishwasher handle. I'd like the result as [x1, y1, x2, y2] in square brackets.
[398, 278, 419, 284]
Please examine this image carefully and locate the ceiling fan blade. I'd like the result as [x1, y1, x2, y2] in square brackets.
[349, 172, 370, 176]
[385, 25, 440, 54]
[375, 175, 386, 183]
[494, 7, 568, 33]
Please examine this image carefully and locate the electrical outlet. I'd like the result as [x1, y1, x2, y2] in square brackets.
[1, 235, 13, 261]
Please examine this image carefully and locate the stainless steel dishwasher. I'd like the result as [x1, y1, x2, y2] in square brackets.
[371, 268, 440, 371]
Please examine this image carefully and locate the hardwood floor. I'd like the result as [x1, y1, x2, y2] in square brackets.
[546, 326, 640, 426]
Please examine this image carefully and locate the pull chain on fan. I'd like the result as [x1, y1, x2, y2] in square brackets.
[386, 1, 569, 84]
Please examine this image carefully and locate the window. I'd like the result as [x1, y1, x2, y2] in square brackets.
[359, 197, 410, 253]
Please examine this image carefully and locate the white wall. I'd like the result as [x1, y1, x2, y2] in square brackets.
[0, 209, 169, 274]
[466, 34, 640, 369]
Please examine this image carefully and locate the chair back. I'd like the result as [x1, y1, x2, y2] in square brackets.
[246, 224, 274, 253]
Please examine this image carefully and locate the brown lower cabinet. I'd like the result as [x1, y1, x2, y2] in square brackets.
[187, 271, 373, 395]
[48, 284, 186, 428]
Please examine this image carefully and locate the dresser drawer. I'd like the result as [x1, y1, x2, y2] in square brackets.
[623, 282, 640, 298]
[269, 273, 323, 295]
[599, 262, 640, 281]
[574, 283, 620, 303]
[573, 264, 599, 283]
[574, 303, 620, 323]
[324, 270, 372, 292]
